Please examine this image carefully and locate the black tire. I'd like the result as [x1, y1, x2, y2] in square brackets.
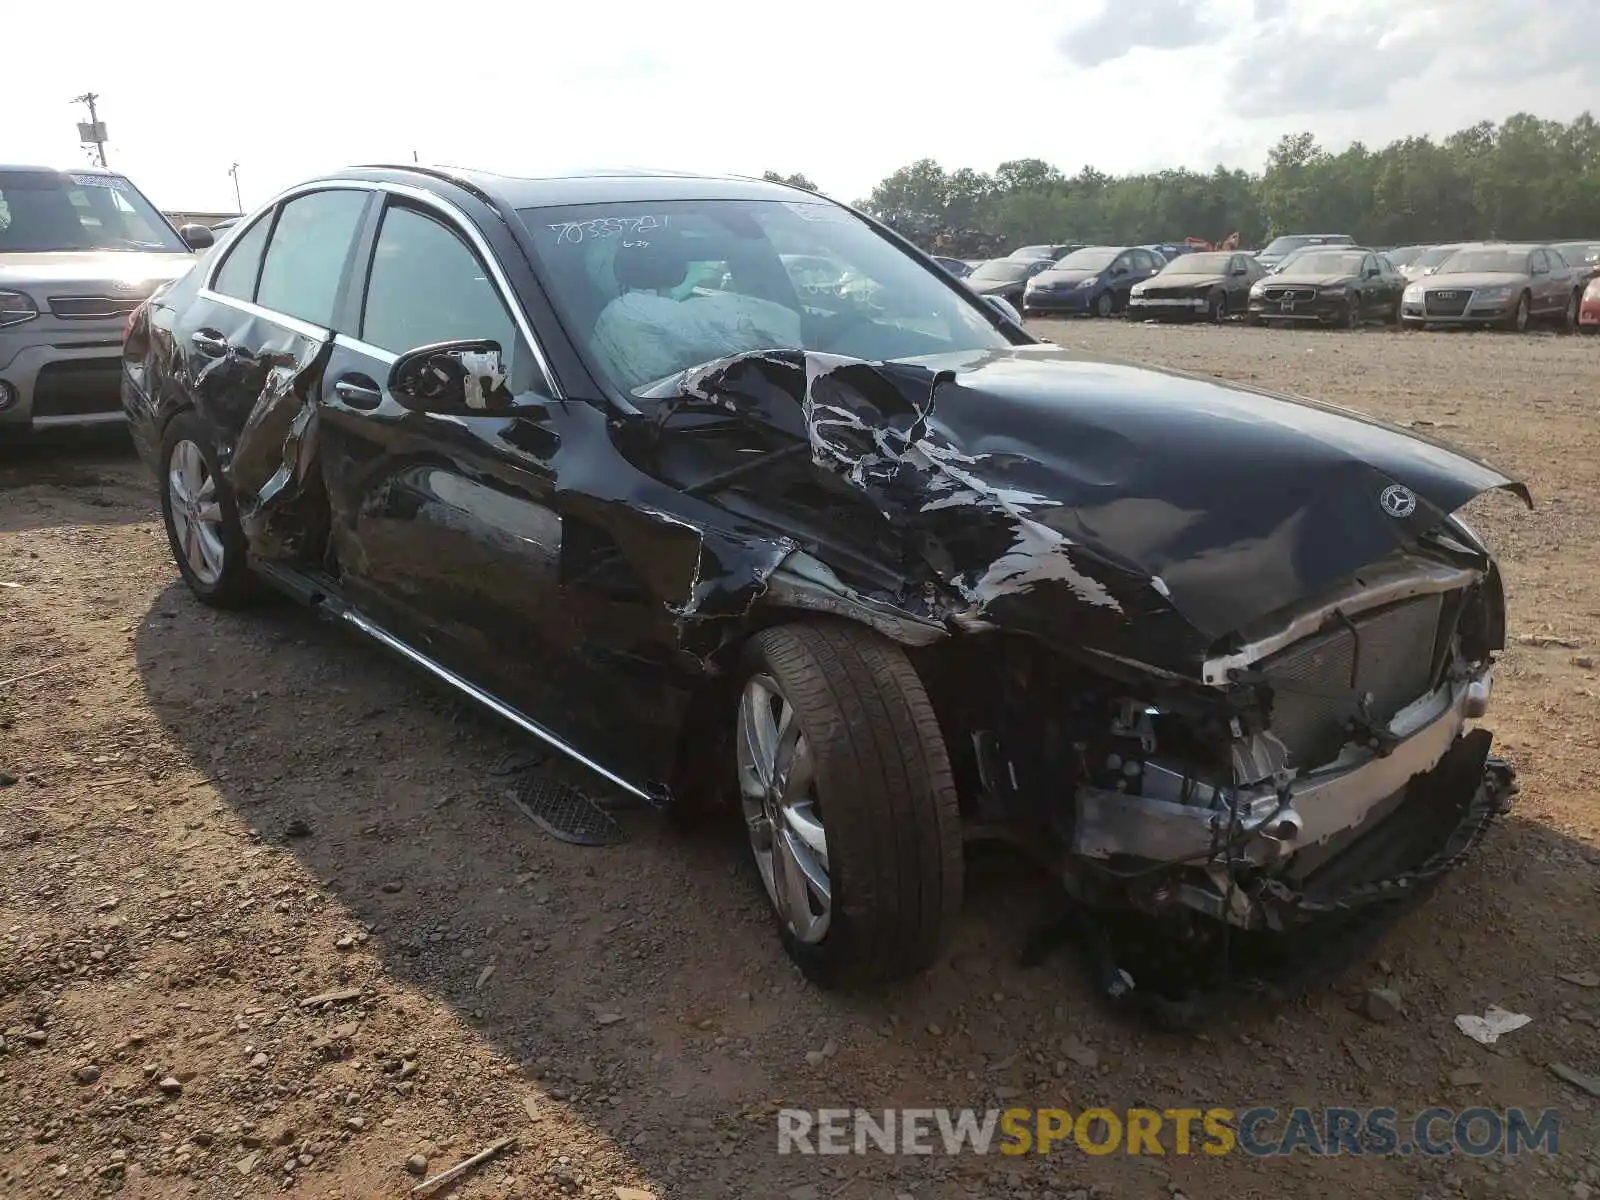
[1562, 290, 1580, 332]
[1207, 291, 1227, 323]
[1506, 292, 1531, 333]
[739, 621, 963, 986]
[1245, 312, 1264, 327]
[1093, 291, 1113, 318]
[159, 411, 256, 608]
[1342, 295, 1361, 329]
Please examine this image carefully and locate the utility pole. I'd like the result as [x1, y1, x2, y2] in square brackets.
[71, 92, 108, 167]
[228, 163, 242, 214]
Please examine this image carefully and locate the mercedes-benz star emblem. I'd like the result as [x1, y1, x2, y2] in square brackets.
[1380, 483, 1417, 518]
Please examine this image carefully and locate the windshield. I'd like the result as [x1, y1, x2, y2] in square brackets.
[1283, 251, 1366, 275]
[1010, 245, 1053, 259]
[1053, 248, 1118, 271]
[1161, 252, 1232, 274]
[1555, 241, 1600, 267]
[1439, 248, 1529, 274]
[1412, 245, 1461, 270]
[970, 259, 1034, 282]
[1260, 236, 1312, 256]
[0, 169, 187, 253]
[519, 199, 1011, 395]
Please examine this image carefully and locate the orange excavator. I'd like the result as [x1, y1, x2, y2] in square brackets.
[1183, 232, 1241, 251]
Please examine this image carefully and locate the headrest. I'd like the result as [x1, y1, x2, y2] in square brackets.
[612, 226, 693, 292]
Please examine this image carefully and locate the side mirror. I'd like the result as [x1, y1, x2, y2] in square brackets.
[982, 294, 1023, 324]
[178, 223, 215, 251]
[388, 340, 512, 413]
[1111, 265, 1128, 277]
[1230, 265, 1248, 276]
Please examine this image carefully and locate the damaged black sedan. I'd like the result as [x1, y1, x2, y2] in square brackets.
[122, 167, 1526, 995]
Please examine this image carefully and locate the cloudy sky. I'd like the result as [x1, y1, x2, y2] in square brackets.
[10, 0, 1598, 213]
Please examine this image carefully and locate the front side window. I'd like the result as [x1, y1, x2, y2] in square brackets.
[211, 213, 273, 301]
[361, 205, 519, 374]
[519, 199, 1011, 395]
[255, 189, 368, 328]
[0, 168, 187, 253]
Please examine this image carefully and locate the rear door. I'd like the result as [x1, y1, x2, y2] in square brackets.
[172, 186, 371, 554]
[1527, 249, 1558, 314]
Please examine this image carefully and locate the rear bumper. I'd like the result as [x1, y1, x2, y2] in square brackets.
[0, 335, 127, 433]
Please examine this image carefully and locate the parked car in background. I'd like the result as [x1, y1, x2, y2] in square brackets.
[1006, 243, 1082, 261]
[1384, 245, 1427, 270]
[1552, 240, 1600, 279]
[964, 256, 1054, 308]
[1022, 245, 1165, 318]
[121, 163, 1525, 991]
[931, 255, 973, 278]
[1128, 251, 1263, 322]
[1, 164, 211, 434]
[1401, 243, 1465, 282]
[1247, 247, 1406, 328]
[1255, 232, 1355, 273]
[1400, 243, 1581, 332]
[1580, 274, 1600, 333]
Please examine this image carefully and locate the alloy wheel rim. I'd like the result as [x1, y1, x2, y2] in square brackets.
[737, 674, 831, 944]
[168, 439, 226, 585]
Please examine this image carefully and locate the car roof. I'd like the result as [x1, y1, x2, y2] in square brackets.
[0, 163, 122, 176]
[311, 164, 822, 211]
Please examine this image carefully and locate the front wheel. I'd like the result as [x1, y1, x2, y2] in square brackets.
[1562, 290, 1580, 332]
[736, 621, 963, 986]
[159, 411, 256, 608]
[1342, 295, 1361, 329]
[1094, 291, 1113, 318]
[1506, 292, 1531, 333]
[1208, 291, 1227, 323]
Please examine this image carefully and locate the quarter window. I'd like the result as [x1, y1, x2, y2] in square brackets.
[255, 189, 368, 327]
[211, 213, 272, 302]
[360, 205, 520, 370]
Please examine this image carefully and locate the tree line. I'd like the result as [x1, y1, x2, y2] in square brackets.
[773, 113, 1600, 256]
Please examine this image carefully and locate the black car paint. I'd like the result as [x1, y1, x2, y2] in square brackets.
[124, 167, 1527, 809]
[1132, 255, 1264, 319]
[1248, 249, 1407, 324]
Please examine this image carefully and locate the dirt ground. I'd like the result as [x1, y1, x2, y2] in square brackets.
[2, 321, 1599, 1200]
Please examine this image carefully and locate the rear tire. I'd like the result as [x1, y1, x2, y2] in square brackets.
[159, 411, 256, 609]
[736, 621, 963, 986]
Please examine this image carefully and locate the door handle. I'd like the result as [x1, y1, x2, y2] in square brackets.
[333, 376, 383, 411]
[191, 329, 229, 357]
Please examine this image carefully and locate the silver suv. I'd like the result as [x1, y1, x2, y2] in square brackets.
[0, 165, 213, 434]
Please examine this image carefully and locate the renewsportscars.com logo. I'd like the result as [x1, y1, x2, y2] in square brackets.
[777, 1107, 1561, 1158]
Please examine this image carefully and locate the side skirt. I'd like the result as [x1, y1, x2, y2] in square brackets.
[251, 560, 663, 807]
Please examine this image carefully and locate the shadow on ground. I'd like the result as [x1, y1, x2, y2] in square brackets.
[130, 580, 1600, 1198]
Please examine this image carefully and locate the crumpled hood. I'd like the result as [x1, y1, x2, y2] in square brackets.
[665, 345, 1529, 673]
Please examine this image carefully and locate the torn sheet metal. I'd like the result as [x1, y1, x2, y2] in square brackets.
[666, 344, 1528, 675]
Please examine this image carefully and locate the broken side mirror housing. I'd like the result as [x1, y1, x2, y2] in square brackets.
[388, 340, 513, 414]
[178, 223, 215, 251]
[983, 294, 1023, 324]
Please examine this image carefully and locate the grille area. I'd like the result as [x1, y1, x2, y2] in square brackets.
[1424, 289, 1471, 316]
[33, 359, 123, 417]
[1262, 286, 1316, 302]
[1260, 595, 1447, 769]
[48, 296, 143, 320]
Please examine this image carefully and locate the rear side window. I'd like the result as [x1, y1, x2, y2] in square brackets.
[211, 214, 272, 301]
[255, 189, 368, 328]
[359, 204, 519, 367]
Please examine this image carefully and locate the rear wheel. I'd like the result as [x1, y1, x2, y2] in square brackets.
[159, 412, 255, 608]
[736, 621, 963, 986]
